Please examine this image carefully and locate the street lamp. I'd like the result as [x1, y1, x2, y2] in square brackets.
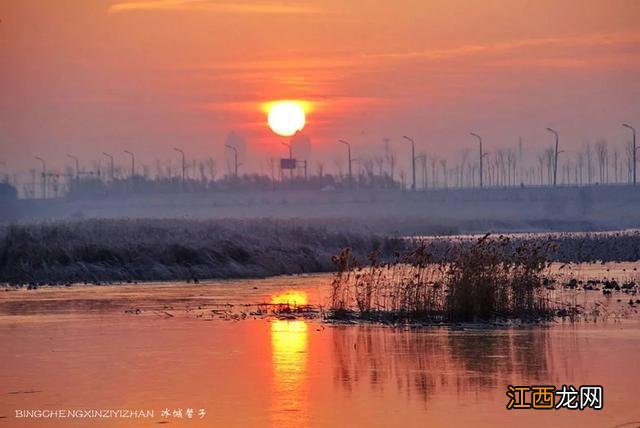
[225, 144, 238, 177]
[102, 152, 114, 181]
[470, 133, 485, 188]
[174, 147, 186, 187]
[338, 139, 352, 184]
[67, 154, 79, 179]
[124, 150, 135, 179]
[546, 128, 559, 187]
[402, 136, 416, 190]
[34, 156, 46, 199]
[622, 123, 636, 185]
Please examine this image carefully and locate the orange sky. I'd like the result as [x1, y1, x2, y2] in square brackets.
[1, 0, 639, 175]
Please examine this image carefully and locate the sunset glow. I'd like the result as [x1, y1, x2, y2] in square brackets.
[2, 1, 640, 177]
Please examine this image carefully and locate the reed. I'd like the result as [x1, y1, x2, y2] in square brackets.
[329, 234, 556, 323]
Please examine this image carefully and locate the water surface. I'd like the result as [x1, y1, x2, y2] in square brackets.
[1, 271, 639, 427]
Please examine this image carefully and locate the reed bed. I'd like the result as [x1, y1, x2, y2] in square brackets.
[0, 218, 638, 286]
[0, 218, 404, 285]
[329, 234, 558, 323]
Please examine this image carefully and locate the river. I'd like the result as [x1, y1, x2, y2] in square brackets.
[1, 269, 639, 427]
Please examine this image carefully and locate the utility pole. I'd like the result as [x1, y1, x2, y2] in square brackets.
[124, 150, 135, 179]
[174, 147, 186, 189]
[546, 128, 559, 187]
[402, 136, 416, 190]
[338, 139, 352, 184]
[102, 152, 114, 181]
[225, 145, 238, 177]
[34, 156, 46, 199]
[622, 123, 636, 185]
[470, 133, 484, 188]
[67, 154, 79, 180]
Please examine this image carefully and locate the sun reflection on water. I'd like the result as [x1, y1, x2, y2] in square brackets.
[270, 319, 309, 427]
[270, 290, 308, 306]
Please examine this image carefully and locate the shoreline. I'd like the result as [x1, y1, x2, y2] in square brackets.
[2, 270, 638, 326]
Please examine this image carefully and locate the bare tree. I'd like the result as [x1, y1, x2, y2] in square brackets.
[205, 158, 217, 182]
[459, 148, 469, 187]
[198, 161, 206, 182]
[577, 152, 584, 185]
[440, 159, 447, 188]
[267, 158, 276, 186]
[585, 143, 593, 184]
[544, 148, 554, 185]
[626, 140, 634, 183]
[333, 157, 344, 179]
[374, 156, 385, 177]
[537, 153, 545, 185]
[431, 157, 438, 188]
[468, 163, 476, 187]
[612, 148, 619, 183]
[595, 140, 607, 184]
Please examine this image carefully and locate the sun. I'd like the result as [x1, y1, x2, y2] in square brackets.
[266, 101, 306, 137]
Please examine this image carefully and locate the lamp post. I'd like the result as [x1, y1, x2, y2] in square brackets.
[402, 136, 416, 190]
[102, 152, 114, 181]
[34, 156, 46, 199]
[546, 128, 559, 187]
[124, 150, 135, 179]
[67, 154, 79, 180]
[470, 133, 484, 188]
[622, 123, 636, 185]
[225, 144, 238, 177]
[338, 139, 352, 184]
[174, 147, 186, 188]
